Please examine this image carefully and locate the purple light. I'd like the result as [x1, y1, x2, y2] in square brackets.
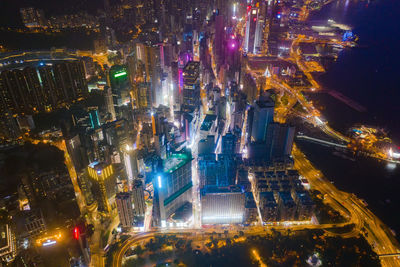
[231, 43, 235, 48]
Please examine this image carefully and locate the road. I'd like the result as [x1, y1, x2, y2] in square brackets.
[112, 217, 370, 267]
[293, 144, 400, 267]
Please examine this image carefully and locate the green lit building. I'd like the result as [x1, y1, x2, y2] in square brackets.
[109, 65, 131, 118]
[153, 152, 193, 226]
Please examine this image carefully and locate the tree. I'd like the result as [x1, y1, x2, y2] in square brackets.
[134, 245, 144, 256]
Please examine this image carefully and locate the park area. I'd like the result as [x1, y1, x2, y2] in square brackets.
[119, 229, 380, 267]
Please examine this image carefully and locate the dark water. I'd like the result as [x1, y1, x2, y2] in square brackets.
[300, 0, 400, 238]
[310, 0, 400, 142]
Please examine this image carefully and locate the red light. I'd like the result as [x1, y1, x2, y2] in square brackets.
[253, 18, 257, 22]
[74, 227, 79, 240]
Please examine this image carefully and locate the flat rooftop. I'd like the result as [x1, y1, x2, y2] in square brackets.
[202, 186, 242, 195]
[163, 153, 192, 173]
[200, 114, 217, 131]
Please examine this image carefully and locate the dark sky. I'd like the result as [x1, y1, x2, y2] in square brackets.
[0, 0, 105, 27]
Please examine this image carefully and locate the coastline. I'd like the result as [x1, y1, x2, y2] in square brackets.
[299, 0, 400, 242]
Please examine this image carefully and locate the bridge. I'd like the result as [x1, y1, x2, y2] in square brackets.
[296, 134, 348, 149]
[379, 253, 400, 259]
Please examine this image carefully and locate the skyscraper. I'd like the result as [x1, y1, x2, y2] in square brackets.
[244, 7, 263, 54]
[214, 15, 225, 68]
[265, 123, 295, 160]
[87, 162, 116, 213]
[153, 152, 192, 226]
[251, 99, 275, 142]
[109, 65, 131, 118]
[104, 85, 116, 121]
[116, 192, 134, 229]
[131, 179, 146, 216]
[182, 61, 200, 112]
[221, 132, 236, 155]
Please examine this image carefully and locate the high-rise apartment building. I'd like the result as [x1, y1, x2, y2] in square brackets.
[20, 7, 47, 28]
[132, 179, 146, 216]
[0, 60, 88, 115]
[116, 192, 134, 229]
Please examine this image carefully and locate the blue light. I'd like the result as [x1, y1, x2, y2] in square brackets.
[158, 175, 162, 188]
[277, 14, 281, 19]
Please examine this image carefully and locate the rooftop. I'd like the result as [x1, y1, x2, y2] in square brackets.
[278, 191, 295, 206]
[200, 114, 217, 131]
[163, 153, 192, 173]
[202, 186, 242, 195]
[183, 61, 200, 76]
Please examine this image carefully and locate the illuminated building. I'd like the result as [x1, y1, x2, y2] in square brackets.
[0, 109, 20, 140]
[22, 209, 47, 238]
[135, 44, 162, 107]
[65, 133, 89, 172]
[182, 61, 200, 112]
[122, 145, 139, 186]
[198, 153, 219, 188]
[259, 191, 278, 222]
[87, 162, 116, 212]
[277, 191, 296, 221]
[214, 15, 225, 68]
[103, 119, 129, 149]
[0, 224, 16, 264]
[244, 192, 258, 224]
[109, 65, 131, 118]
[53, 61, 88, 101]
[131, 179, 146, 216]
[250, 99, 275, 143]
[94, 38, 107, 54]
[136, 82, 152, 109]
[265, 123, 295, 161]
[216, 154, 237, 186]
[104, 85, 116, 121]
[292, 191, 315, 221]
[153, 152, 192, 226]
[35, 230, 63, 247]
[20, 7, 47, 28]
[20, 169, 79, 220]
[0, 59, 88, 115]
[201, 186, 245, 224]
[244, 7, 262, 54]
[116, 192, 134, 229]
[221, 132, 236, 155]
[200, 114, 217, 138]
[198, 135, 215, 155]
[47, 12, 98, 30]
